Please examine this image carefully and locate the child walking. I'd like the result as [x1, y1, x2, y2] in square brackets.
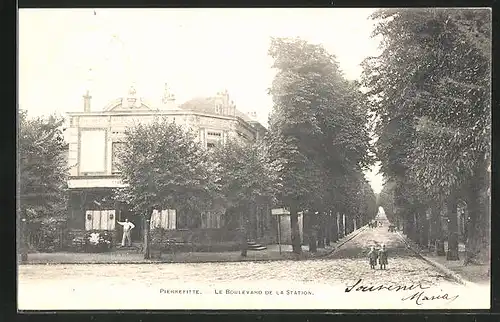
[378, 244, 388, 270]
[368, 246, 378, 269]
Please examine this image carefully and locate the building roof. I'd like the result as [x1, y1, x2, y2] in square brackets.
[178, 96, 253, 122]
[178, 97, 217, 115]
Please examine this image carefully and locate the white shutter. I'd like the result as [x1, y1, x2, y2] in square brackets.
[151, 209, 161, 229]
[101, 210, 109, 230]
[85, 210, 93, 230]
[108, 210, 116, 230]
[161, 210, 169, 229]
[92, 211, 101, 230]
[168, 209, 176, 229]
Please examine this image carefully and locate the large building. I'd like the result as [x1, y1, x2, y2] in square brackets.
[65, 85, 269, 244]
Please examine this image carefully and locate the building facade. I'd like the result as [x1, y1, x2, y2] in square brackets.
[66, 85, 269, 245]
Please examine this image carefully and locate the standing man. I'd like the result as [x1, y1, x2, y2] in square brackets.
[117, 218, 135, 247]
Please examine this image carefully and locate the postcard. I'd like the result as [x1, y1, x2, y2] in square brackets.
[18, 7, 491, 311]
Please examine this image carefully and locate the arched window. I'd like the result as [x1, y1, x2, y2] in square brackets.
[215, 104, 222, 114]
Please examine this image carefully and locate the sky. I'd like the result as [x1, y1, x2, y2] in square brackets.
[19, 8, 384, 193]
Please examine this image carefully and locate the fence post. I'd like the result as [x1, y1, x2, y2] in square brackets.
[21, 218, 28, 262]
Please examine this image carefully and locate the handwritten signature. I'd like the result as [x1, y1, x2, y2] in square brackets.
[345, 278, 431, 293]
[345, 279, 459, 305]
[401, 290, 459, 305]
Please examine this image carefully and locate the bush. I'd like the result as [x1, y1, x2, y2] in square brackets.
[150, 228, 168, 249]
[83, 230, 113, 253]
[27, 221, 65, 252]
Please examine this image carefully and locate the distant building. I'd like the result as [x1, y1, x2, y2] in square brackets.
[65, 84, 269, 244]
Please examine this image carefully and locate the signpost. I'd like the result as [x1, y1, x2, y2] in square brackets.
[277, 218, 281, 254]
[272, 208, 290, 255]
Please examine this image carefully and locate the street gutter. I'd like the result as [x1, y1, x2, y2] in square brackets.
[396, 231, 468, 286]
[316, 225, 370, 258]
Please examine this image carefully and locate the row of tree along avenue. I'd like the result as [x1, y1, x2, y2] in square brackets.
[18, 37, 378, 260]
[266, 37, 377, 254]
[20, 9, 490, 265]
[110, 33, 380, 257]
[367, 9, 491, 266]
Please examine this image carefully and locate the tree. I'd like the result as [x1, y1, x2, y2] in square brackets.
[19, 111, 68, 260]
[114, 117, 217, 258]
[210, 138, 278, 256]
[268, 37, 375, 253]
[267, 37, 332, 253]
[363, 8, 491, 262]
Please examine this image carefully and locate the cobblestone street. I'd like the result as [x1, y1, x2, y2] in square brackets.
[18, 215, 489, 310]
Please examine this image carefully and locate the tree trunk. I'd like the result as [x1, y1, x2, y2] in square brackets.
[144, 217, 151, 259]
[464, 174, 487, 265]
[325, 212, 331, 246]
[331, 212, 338, 243]
[338, 213, 345, 238]
[433, 206, 446, 256]
[317, 213, 326, 248]
[240, 208, 248, 257]
[308, 212, 318, 252]
[429, 206, 439, 253]
[404, 210, 416, 242]
[290, 205, 302, 254]
[402, 209, 409, 236]
[446, 195, 460, 261]
[240, 228, 248, 257]
[344, 214, 351, 235]
[349, 214, 355, 234]
[417, 208, 429, 248]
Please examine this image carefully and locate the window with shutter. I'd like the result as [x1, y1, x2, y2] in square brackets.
[150, 209, 177, 230]
[85, 210, 116, 230]
[92, 210, 101, 230]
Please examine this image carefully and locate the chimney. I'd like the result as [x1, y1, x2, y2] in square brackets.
[161, 83, 176, 109]
[83, 90, 91, 112]
[247, 111, 258, 120]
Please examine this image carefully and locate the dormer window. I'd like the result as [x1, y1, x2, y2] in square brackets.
[215, 104, 222, 114]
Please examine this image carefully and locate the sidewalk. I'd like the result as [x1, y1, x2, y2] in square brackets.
[398, 233, 490, 285]
[20, 227, 367, 265]
[19, 244, 332, 265]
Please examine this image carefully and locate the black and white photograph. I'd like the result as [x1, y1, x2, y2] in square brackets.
[17, 8, 491, 310]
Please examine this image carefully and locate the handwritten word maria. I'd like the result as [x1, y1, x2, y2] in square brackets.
[401, 290, 459, 305]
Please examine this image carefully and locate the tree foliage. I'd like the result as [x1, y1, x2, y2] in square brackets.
[19, 110, 68, 222]
[268, 37, 375, 210]
[210, 138, 278, 210]
[364, 8, 490, 198]
[268, 37, 376, 252]
[114, 117, 217, 214]
[363, 8, 491, 262]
